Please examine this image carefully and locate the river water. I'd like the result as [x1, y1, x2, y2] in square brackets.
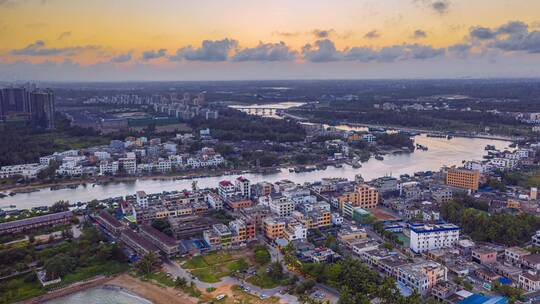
[46, 287, 152, 304]
[0, 134, 509, 209]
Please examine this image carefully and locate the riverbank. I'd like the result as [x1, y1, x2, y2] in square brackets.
[17, 275, 114, 304]
[105, 274, 197, 304]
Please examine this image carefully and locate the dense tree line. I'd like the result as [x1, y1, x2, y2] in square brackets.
[300, 258, 421, 304]
[190, 108, 306, 142]
[288, 108, 523, 135]
[440, 196, 540, 246]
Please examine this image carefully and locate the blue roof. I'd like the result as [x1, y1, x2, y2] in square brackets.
[498, 277, 512, 285]
[459, 294, 508, 304]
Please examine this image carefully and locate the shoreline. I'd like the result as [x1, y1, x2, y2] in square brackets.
[16, 273, 198, 304]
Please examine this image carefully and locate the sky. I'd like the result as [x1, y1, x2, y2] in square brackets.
[1, 0, 540, 81]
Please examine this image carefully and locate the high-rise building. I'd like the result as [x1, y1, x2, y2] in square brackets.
[0, 87, 55, 128]
[28, 90, 55, 129]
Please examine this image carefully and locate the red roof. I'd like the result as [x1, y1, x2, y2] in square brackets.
[219, 180, 233, 187]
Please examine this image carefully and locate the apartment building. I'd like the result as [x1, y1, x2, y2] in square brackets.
[445, 167, 480, 191]
[269, 195, 295, 217]
[397, 262, 447, 295]
[338, 184, 379, 210]
[95, 210, 124, 236]
[263, 217, 286, 240]
[505, 246, 530, 266]
[0, 211, 73, 235]
[235, 176, 251, 198]
[409, 223, 460, 253]
[519, 271, 540, 292]
[120, 229, 160, 257]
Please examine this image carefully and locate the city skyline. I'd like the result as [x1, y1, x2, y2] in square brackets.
[1, 0, 540, 80]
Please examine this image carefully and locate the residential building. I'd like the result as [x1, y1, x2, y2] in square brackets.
[505, 246, 530, 266]
[263, 217, 286, 240]
[409, 223, 460, 253]
[140, 225, 179, 256]
[472, 247, 498, 265]
[120, 229, 160, 257]
[522, 254, 540, 271]
[0, 163, 48, 179]
[0, 211, 73, 235]
[136, 191, 149, 208]
[446, 167, 480, 191]
[519, 271, 540, 292]
[397, 261, 447, 295]
[95, 210, 124, 236]
[269, 195, 295, 217]
[206, 192, 223, 209]
[338, 184, 379, 210]
[218, 180, 236, 200]
[235, 176, 251, 198]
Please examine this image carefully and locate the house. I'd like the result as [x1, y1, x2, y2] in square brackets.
[472, 247, 497, 265]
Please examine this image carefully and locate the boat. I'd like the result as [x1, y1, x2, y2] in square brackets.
[334, 164, 343, 168]
[484, 145, 496, 151]
[375, 155, 384, 161]
[352, 163, 362, 168]
[415, 144, 428, 151]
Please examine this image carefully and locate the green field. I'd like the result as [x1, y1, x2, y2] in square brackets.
[182, 252, 246, 283]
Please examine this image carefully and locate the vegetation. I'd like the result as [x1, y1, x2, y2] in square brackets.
[254, 245, 271, 265]
[182, 251, 247, 283]
[190, 108, 305, 143]
[0, 225, 128, 303]
[299, 258, 421, 304]
[440, 195, 540, 246]
[0, 114, 109, 167]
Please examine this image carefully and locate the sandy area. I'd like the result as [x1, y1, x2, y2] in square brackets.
[107, 274, 197, 304]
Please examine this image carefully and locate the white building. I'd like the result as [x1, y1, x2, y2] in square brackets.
[207, 192, 224, 210]
[155, 158, 172, 173]
[269, 195, 295, 217]
[119, 156, 137, 175]
[136, 191, 148, 208]
[0, 163, 48, 179]
[94, 151, 111, 160]
[39, 155, 56, 166]
[532, 231, 540, 247]
[397, 262, 447, 295]
[218, 180, 236, 200]
[409, 223, 460, 253]
[56, 162, 83, 177]
[463, 160, 488, 174]
[331, 213, 344, 225]
[284, 220, 307, 241]
[236, 176, 251, 198]
[99, 161, 119, 175]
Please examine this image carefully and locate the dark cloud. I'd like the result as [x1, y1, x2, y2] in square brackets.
[415, 0, 450, 15]
[302, 39, 342, 62]
[496, 21, 528, 35]
[448, 43, 472, 54]
[364, 30, 380, 39]
[57, 31, 71, 40]
[304, 39, 444, 63]
[469, 26, 496, 40]
[142, 49, 167, 60]
[170, 38, 238, 61]
[408, 44, 445, 59]
[467, 21, 540, 54]
[110, 52, 132, 63]
[11, 40, 100, 56]
[432, 0, 450, 14]
[412, 29, 428, 39]
[311, 29, 335, 39]
[232, 42, 297, 61]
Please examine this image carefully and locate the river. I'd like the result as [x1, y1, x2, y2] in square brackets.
[46, 287, 152, 304]
[0, 134, 509, 209]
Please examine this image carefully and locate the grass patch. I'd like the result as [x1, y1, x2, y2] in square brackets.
[182, 255, 208, 269]
[191, 266, 228, 283]
[246, 272, 281, 289]
[141, 271, 176, 287]
[183, 252, 243, 283]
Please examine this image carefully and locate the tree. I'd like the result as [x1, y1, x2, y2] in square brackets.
[254, 247, 271, 265]
[174, 277, 187, 289]
[135, 252, 159, 275]
[50, 200, 70, 213]
[44, 254, 76, 280]
[268, 261, 284, 281]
